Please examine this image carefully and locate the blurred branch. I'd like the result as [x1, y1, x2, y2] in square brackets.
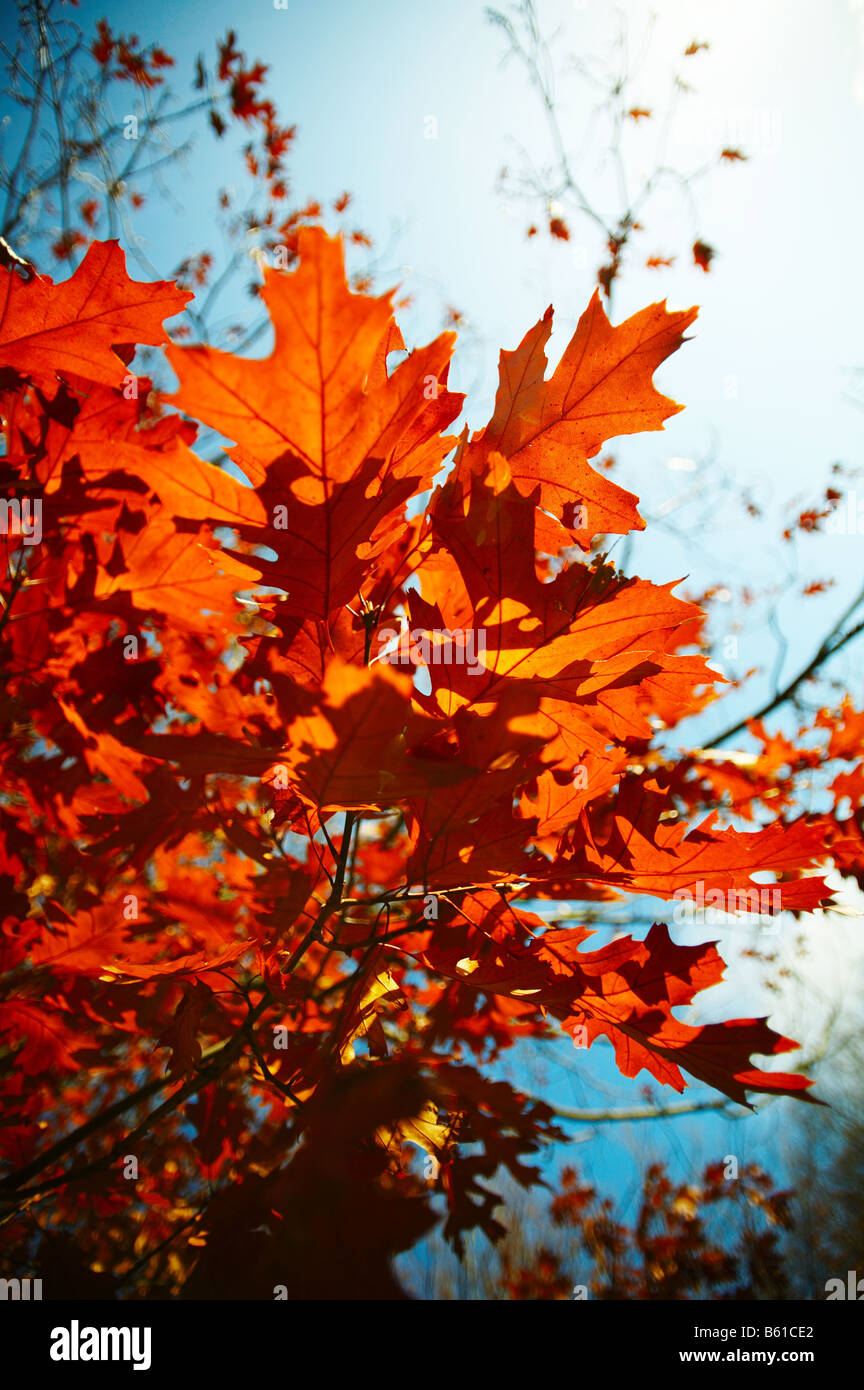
[712, 582, 864, 744]
[538, 1095, 738, 1123]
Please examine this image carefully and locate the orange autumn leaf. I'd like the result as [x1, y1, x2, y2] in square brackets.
[163, 226, 462, 621]
[409, 894, 818, 1106]
[459, 291, 697, 544]
[0, 239, 190, 392]
[263, 659, 474, 813]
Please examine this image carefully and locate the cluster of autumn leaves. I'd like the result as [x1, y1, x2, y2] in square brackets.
[0, 228, 861, 1294]
[500, 1161, 793, 1301]
[53, 24, 315, 269]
